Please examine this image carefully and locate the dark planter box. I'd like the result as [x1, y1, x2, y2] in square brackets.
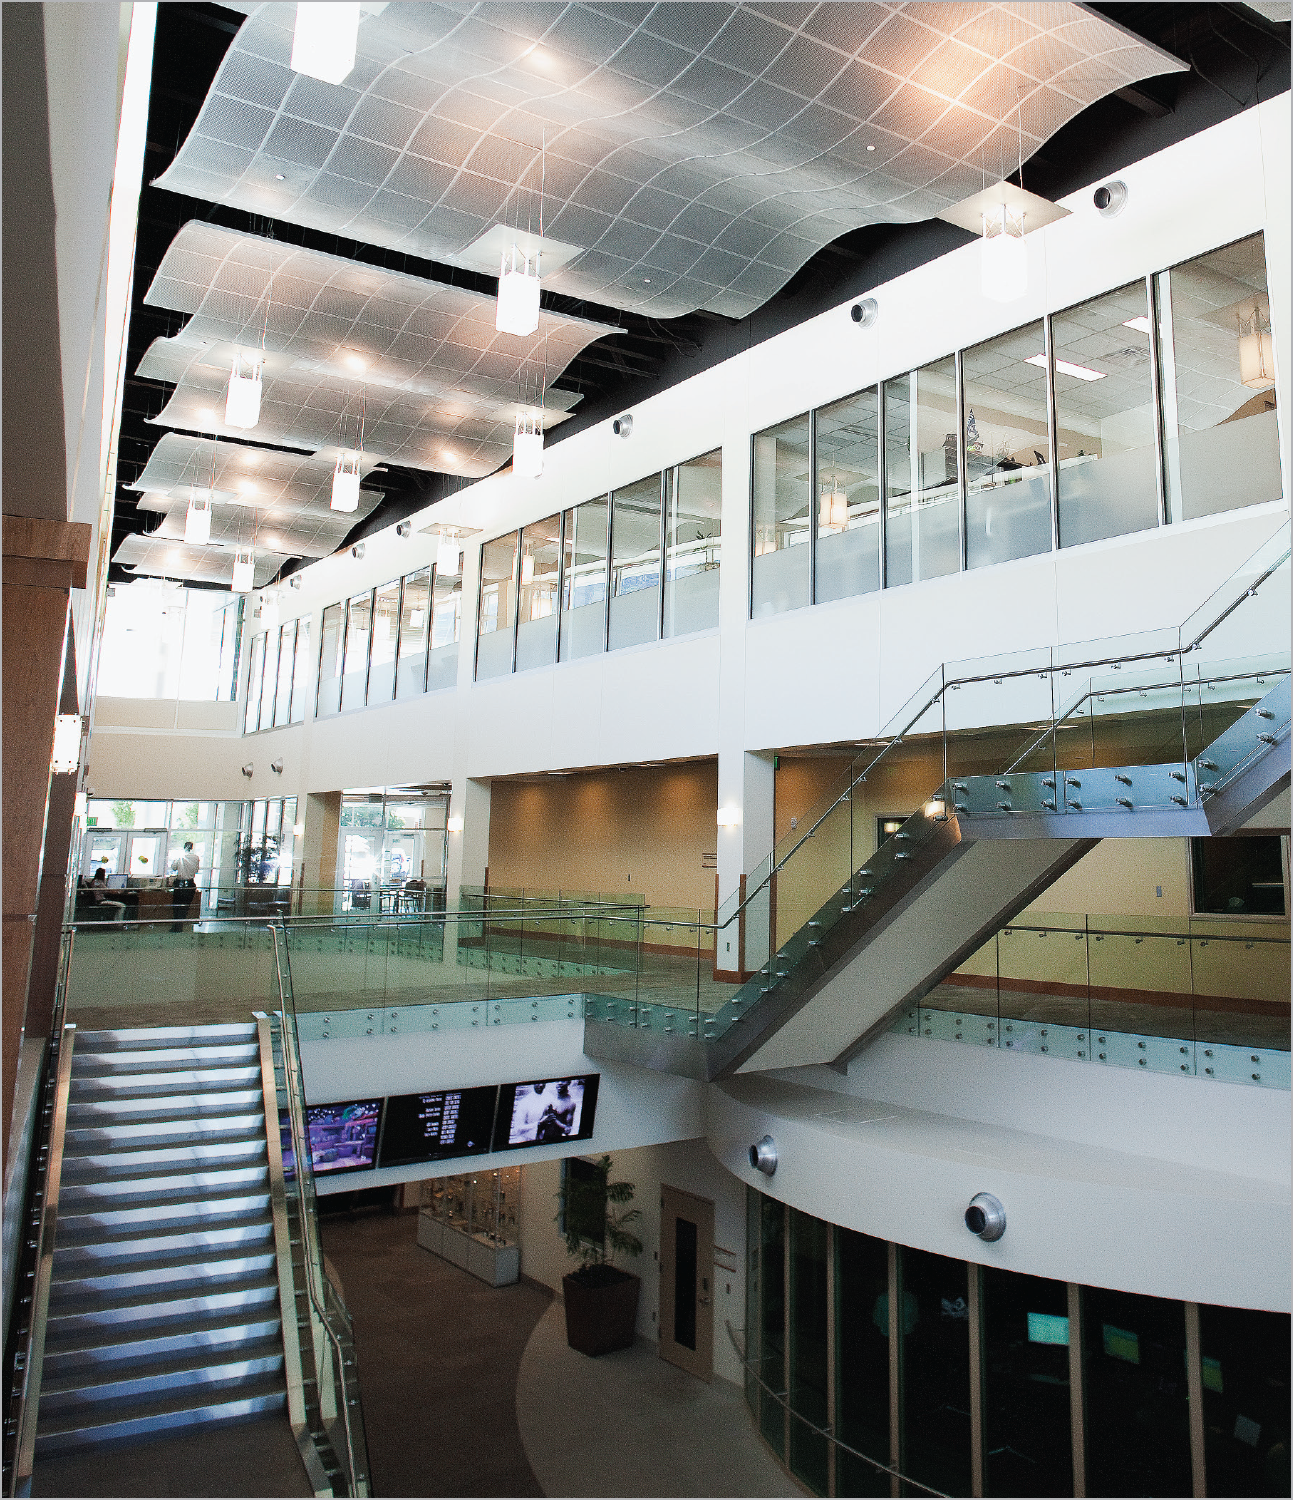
[562, 1267, 641, 1357]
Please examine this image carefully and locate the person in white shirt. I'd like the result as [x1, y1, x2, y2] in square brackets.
[169, 841, 200, 931]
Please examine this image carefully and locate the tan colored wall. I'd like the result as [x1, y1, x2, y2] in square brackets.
[487, 760, 719, 912]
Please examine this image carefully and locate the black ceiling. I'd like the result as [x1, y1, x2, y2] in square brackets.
[111, 1, 1289, 584]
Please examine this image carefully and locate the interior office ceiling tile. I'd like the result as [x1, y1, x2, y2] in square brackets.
[138, 221, 610, 473]
[160, 2, 1185, 318]
[112, 532, 291, 589]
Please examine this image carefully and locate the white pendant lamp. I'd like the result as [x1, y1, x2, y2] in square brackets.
[257, 590, 279, 635]
[496, 248, 541, 336]
[332, 451, 361, 512]
[291, 2, 361, 85]
[819, 486, 848, 532]
[1239, 307, 1275, 391]
[184, 490, 212, 545]
[231, 549, 255, 594]
[437, 533, 460, 576]
[225, 353, 263, 429]
[513, 412, 544, 478]
[981, 203, 1027, 303]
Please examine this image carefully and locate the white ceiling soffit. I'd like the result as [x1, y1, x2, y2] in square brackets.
[1239, 1, 1289, 21]
[158, 2, 1186, 320]
[113, 533, 290, 589]
[125, 431, 384, 554]
[137, 221, 610, 473]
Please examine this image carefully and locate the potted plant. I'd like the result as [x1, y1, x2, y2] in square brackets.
[558, 1155, 643, 1356]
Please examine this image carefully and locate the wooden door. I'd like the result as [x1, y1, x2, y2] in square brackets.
[659, 1184, 714, 1381]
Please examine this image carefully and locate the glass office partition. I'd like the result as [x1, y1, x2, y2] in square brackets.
[476, 532, 518, 680]
[316, 603, 344, 718]
[834, 1228, 889, 1497]
[815, 387, 881, 602]
[428, 564, 461, 690]
[751, 413, 811, 617]
[609, 475, 663, 652]
[368, 579, 401, 703]
[1199, 1303, 1291, 1497]
[243, 633, 264, 734]
[559, 498, 609, 661]
[1157, 232, 1281, 523]
[898, 1246, 971, 1497]
[516, 515, 562, 672]
[885, 358, 960, 587]
[290, 618, 310, 724]
[787, 1210, 829, 1493]
[963, 322, 1053, 569]
[758, 1195, 786, 1458]
[1054, 280, 1160, 547]
[273, 623, 295, 726]
[664, 448, 721, 637]
[340, 590, 372, 710]
[396, 567, 430, 699]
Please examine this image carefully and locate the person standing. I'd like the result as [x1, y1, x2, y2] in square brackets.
[169, 840, 200, 931]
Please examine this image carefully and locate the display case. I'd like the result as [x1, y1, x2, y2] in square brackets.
[416, 1168, 521, 1286]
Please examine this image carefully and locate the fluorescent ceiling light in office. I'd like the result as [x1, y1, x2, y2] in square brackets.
[291, 2, 360, 85]
[1026, 354, 1106, 381]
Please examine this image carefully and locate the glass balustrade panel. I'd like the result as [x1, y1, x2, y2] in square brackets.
[1190, 929, 1290, 1051]
[885, 357, 960, 587]
[559, 498, 609, 661]
[997, 921, 1090, 1034]
[815, 387, 881, 603]
[751, 413, 811, 617]
[664, 449, 722, 637]
[609, 475, 663, 652]
[942, 647, 1058, 788]
[1087, 924, 1193, 1044]
[516, 515, 562, 671]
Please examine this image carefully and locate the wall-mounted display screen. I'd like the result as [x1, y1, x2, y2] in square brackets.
[379, 1085, 499, 1168]
[295, 1098, 383, 1176]
[494, 1075, 599, 1150]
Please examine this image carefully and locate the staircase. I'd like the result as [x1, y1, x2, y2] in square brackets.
[35, 1024, 287, 1455]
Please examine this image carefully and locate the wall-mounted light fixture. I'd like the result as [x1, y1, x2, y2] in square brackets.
[446, 814, 464, 833]
[850, 298, 878, 327]
[293, 821, 305, 836]
[965, 1192, 1006, 1241]
[270, 759, 284, 775]
[717, 806, 741, 828]
[288, 574, 302, 590]
[351, 542, 366, 561]
[291, 1, 361, 85]
[612, 412, 633, 438]
[749, 1136, 778, 1176]
[241, 762, 254, 778]
[52, 714, 82, 775]
[1093, 181, 1127, 218]
[396, 521, 412, 538]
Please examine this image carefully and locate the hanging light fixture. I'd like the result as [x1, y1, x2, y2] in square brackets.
[257, 590, 279, 635]
[819, 482, 848, 532]
[225, 352, 263, 429]
[496, 247, 541, 337]
[291, 2, 361, 85]
[437, 531, 460, 576]
[981, 203, 1027, 302]
[1239, 306, 1275, 391]
[521, 552, 535, 585]
[232, 549, 255, 594]
[513, 411, 544, 478]
[184, 489, 212, 546]
[332, 451, 361, 512]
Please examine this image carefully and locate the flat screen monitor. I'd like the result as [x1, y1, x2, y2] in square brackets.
[284, 1098, 383, 1177]
[378, 1085, 499, 1168]
[106, 874, 128, 890]
[493, 1074, 600, 1151]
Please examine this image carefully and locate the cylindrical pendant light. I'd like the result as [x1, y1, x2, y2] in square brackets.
[513, 411, 544, 478]
[332, 451, 361, 512]
[291, 2, 360, 85]
[496, 248, 541, 337]
[232, 549, 255, 594]
[225, 353, 263, 429]
[184, 490, 212, 546]
[1239, 307, 1275, 391]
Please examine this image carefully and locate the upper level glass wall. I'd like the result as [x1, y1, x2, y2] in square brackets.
[1157, 232, 1282, 523]
[609, 474, 664, 652]
[752, 414, 811, 617]
[243, 617, 315, 733]
[317, 603, 344, 718]
[477, 532, 518, 681]
[749, 230, 1282, 618]
[243, 633, 264, 734]
[428, 563, 461, 691]
[99, 581, 242, 702]
[341, 590, 373, 710]
[516, 515, 561, 672]
[664, 448, 722, 637]
[289, 618, 310, 723]
[560, 497, 609, 662]
[368, 579, 401, 703]
[396, 568, 429, 700]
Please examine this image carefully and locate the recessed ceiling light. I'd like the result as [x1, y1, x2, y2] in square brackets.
[275, 173, 286, 181]
[866, 143, 876, 152]
[643, 278, 651, 285]
[1122, 316, 1152, 334]
[1026, 353, 1106, 381]
[198, 407, 216, 423]
[239, 479, 258, 495]
[342, 351, 368, 371]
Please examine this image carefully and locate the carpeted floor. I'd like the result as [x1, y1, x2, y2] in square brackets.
[319, 1206, 552, 1498]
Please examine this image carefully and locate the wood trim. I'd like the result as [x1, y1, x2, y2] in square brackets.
[1067, 1283, 1086, 1498]
[1183, 1301, 1207, 1498]
[3, 516, 91, 589]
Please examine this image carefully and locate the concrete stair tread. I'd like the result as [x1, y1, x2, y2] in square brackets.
[50, 1249, 278, 1299]
[72, 1044, 260, 1070]
[34, 1375, 286, 1449]
[73, 1026, 258, 1051]
[59, 1165, 270, 1202]
[69, 1067, 262, 1094]
[53, 1221, 274, 1261]
[45, 1277, 280, 1334]
[41, 1313, 284, 1370]
[65, 1089, 265, 1122]
[62, 1116, 267, 1151]
[53, 1192, 273, 1236]
[61, 1140, 268, 1176]
[39, 1339, 285, 1403]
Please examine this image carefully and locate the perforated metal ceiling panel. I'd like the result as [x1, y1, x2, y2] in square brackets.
[157, 2, 1185, 319]
[137, 221, 610, 473]
[113, 532, 291, 589]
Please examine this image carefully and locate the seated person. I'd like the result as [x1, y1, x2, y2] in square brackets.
[82, 867, 127, 921]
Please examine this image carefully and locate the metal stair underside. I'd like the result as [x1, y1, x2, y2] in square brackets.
[35, 1024, 288, 1457]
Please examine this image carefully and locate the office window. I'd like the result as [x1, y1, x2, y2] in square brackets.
[1082, 1285, 1191, 1497]
[368, 579, 401, 703]
[258, 629, 279, 731]
[815, 387, 881, 603]
[316, 604, 344, 718]
[885, 358, 960, 587]
[341, 591, 372, 710]
[788, 1209, 829, 1494]
[1199, 1304, 1291, 1498]
[1157, 232, 1281, 523]
[396, 567, 430, 700]
[609, 474, 663, 652]
[1054, 280, 1160, 547]
[834, 1228, 889, 1498]
[273, 622, 295, 726]
[290, 619, 310, 724]
[758, 1195, 786, 1457]
[963, 322, 1053, 570]
[428, 563, 461, 691]
[516, 515, 562, 672]
[982, 1266, 1073, 1496]
[476, 532, 518, 680]
[243, 633, 264, 734]
[1192, 834, 1287, 917]
[663, 448, 721, 637]
[751, 413, 811, 617]
[899, 1246, 971, 1498]
[215, 596, 243, 702]
[559, 498, 609, 661]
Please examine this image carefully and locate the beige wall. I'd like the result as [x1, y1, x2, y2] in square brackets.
[488, 761, 718, 911]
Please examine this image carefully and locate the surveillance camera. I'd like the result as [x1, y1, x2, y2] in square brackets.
[965, 1192, 1006, 1241]
[748, 1136, 777, 1177]
[241, 763, 254, 778]
[270, 759, 284, 775]
[612, 412, 633, 438]
[396, 521, 412, 538]
[1093, 181, 1127, 218]
[850, 297, 878, 327]
[352, 542, 366, 560]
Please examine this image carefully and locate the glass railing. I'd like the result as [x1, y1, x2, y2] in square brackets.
[892, 911, 1290, 1088]
[70, 882, 450, 925]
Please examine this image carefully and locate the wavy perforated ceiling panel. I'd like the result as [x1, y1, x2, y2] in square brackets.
[157, 2, 1185, 319]
[137, 221, 613, 474]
